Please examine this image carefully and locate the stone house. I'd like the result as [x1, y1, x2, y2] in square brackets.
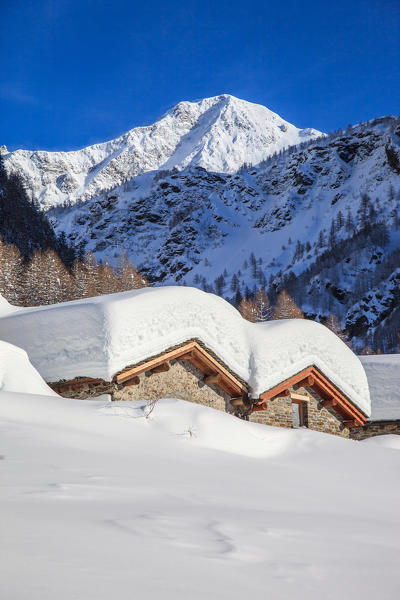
[0, 287, 373, 439]
[49, 338, 368, 439]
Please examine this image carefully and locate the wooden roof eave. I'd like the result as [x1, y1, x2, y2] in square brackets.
[258, 365, 367, 426]
[114, 340, 248, 398]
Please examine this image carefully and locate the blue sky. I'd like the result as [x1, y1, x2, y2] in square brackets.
[1, 0, 399, 151]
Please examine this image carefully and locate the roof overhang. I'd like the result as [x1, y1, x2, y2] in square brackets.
[114, 340, 248, 398]
[254, 365, 367, 427]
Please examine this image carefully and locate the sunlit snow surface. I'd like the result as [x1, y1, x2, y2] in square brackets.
[360, 354, 400, 421]
[0, 340, 56, 396]
[1, 393, 399, 600]
[0, 287, 370, 415]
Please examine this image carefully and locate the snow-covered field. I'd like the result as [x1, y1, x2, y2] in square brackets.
[1, 392, 399, 599]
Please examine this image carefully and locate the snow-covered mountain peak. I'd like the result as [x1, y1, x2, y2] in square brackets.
[3, 95, 323, 209]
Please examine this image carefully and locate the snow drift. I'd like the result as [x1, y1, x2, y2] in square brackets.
[1, 392, 399, 600]
[0, 339, 56, 396]
[0, 286, 370, 415]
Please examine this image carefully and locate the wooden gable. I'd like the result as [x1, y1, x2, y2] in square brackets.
[114, 340, 248, 399]
[253, 365, 367, 427]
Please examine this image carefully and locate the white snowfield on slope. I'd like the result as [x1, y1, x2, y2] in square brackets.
[2, 95, 322, 209]
[0, 287, 370, 415]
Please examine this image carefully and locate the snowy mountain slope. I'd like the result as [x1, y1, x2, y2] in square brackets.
[2, 95, 322, 209]
[48, 115, 400, 349]
[1, 392, 400, 600]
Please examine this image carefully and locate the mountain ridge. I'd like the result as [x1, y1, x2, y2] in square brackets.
[2, 95, 322, 209]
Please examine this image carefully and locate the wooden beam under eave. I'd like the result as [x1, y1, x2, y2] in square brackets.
[272, 389, 290, 399]
[252, 401, 267, 412]
[121, 375, 140, 387]
[114, 340, 247, 398]
[150, 362, 170, 374]
[342, 419, 357, 428]
[311, 367, 366, 424]
[204, 373, 220, 385]
[320, 398, 338, 409]
[230, 397, 245, 407]
[260, 366, 314, 401]
[115, 341, 197, 383]
[295, 375, 315, 389]
[193, 345, 247, 394]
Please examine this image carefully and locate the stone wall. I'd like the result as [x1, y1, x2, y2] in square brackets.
[113, 358, 230, 412]
[350, 420, 400, 440]
[249, 396, 292, 428]
[249, 385, 350, 438]
[50, 378, 112, 399]
[51, 366, 358, 439]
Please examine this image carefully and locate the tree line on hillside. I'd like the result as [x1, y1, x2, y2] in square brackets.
[0, 239, 147, 306]
[235, 287, 350, 346]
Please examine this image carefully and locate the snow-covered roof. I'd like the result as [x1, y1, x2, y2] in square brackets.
[0, 340, 56, 396]
[359, 355, 400, 421]
[0, 287, 370, 416]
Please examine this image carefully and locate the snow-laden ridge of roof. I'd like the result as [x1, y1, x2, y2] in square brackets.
[0, 286, 370, 416]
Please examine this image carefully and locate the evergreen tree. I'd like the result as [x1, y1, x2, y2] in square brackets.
[233, 289, 242, 307]
[336, 210, 344, 230]
[317, 230, 325, 249]
[214, 274, 226, 296]
[230, 273, 240, 293]
[345, 209, 354, 233]
[254, 289, 271, 321]
[329, 220, 336, 247]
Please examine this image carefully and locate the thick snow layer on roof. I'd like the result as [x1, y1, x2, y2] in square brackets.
[360, 355, 400, 421]
[0, 286, 370, 415]
[0, 340, 56, 396]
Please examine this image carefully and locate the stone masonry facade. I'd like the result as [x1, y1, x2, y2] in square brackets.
[113, 358, 231, 412]
[350, 420, 400, 441]
[53, 363, 400, 440]
[249, 385, 351, 438]
[51, 358, 231, 411]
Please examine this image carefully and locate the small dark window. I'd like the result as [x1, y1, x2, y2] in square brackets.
[292, 401, 308, 428]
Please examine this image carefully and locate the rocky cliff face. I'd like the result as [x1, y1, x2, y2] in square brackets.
[47, 115, 400, 351]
